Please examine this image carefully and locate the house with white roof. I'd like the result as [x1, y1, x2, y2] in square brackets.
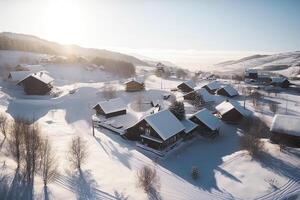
[125, 109, 185, 150]
[270, 114, 300, 147]
[125, 77, 145, 92]
[190, 108, 222, 137]
[270, 77, 290, 88]
[216, 85, 239, 97]
[202, 81, 222, 94]
[177, 80, 196, 93]
[93, 98, 127, 118]
[17, 71, 54, 95]
[215, 100, 245, 123]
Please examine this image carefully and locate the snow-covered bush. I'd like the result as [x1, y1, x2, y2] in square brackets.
[169, 101, 185, 120]
[191, 166, 199, 180]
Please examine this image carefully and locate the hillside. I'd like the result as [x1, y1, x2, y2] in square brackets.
[0, 32, 148, 66]
[214, 51, 300, 77]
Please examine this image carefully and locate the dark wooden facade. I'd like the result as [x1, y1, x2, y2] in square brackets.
[190, 116, 219, 137]
[270, 132, 300, 148]
[93, 105, 126, 118]
[202, 85, 216, 94]
[271, 79, 290, 88]
[216, 88, 237, 97]
[177, 83, 194, 93]
[246, 72, 258, 79]
[183, 91, 198, 100]
[125, 120, 183, 150]
[18, 76, 52, 95]
[219, 109, 243, 123]
[125, 81, 145, 92]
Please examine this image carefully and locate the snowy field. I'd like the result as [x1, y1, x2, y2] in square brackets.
[0, 50, 299, 200]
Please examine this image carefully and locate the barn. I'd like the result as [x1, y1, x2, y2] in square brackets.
[215, 100, 245, 123]
[177, 80, 196, 93]
[245, 69, 258, 79]
[270, 114, 300, 147]
[93, 98, 127, 118]
[190, 108, 222, 137]
[125, 110, 185, 150]
[17, 72, 53, 95]
[202, 81, 222, 94]
[216, 85, 239, 97]
[125, 78, 145, 92]
[270, 77, 290, 88]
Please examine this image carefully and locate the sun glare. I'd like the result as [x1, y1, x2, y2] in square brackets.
[42, 0, 85, 44]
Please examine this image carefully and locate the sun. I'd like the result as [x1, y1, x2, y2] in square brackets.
[42, 0, 86, 44]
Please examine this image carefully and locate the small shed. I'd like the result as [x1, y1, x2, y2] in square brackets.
[125, 110, 185, 150]
[202, 81, 222, 94]
[17, 72, 53, 95]
[177, 80, 196, 93]
[270, 77, 290, 88]
[216, 85, 239, 97]
[125, 78, 145, 92]
[190, 108, 222, 137]
[93, 98, 127, 118]
[270, 114, 300, 147]
[215, 100, 245, 123]
[245, 69, 258, 79]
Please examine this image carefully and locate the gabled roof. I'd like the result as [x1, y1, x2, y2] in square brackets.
[270, 114, 300, 137]
[191, 108, 222, 131]
[271, 77, 288, 83]
[125, 77, 144, 85]
[8, 71, 32, 82]
[17, 71, 54, 85]
[203, 81, 222, 91]
[218, 85, 238, 97]
[178, 80, 196, 89]
[245, 69, 257, 74]
[94, 98, 127, 114]
[215, 100, 245, 116]
[195, 88, 214, 102]
[180, 119, 198, 133]
[144, 110, 185, 141]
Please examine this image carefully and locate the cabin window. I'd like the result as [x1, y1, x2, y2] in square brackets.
[139, 126, 144, 132]
[145, 128, 151, 136]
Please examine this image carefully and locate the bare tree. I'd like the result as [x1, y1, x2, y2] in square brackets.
[68, 136, 88, 171]
[137, 166, 160, 193]
[250, 91, 263, 107]
[191, 166, 199, 180]
[0, 113, 9, 138]
[7, 118, 24, 168]
[269, 102, 278, 114]
[135, 94, 144, 112]
[40, 138, 57, 187]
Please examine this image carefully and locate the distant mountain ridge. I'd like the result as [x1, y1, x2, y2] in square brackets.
[0, 32, 148, 66]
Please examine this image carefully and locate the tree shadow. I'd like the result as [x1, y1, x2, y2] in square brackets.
[114, 190, 129, 200]
[147, 186, 162, 200]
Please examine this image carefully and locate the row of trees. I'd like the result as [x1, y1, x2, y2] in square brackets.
[0, 114, 89, 199]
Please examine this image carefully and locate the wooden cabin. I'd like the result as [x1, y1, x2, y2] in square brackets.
[125, 110, 185, 150]
[190, 108, 222, 137]
[177, 80, 196, 93]
[270, 77, 290, 88]
[125, 79, 145, 92]
[215, 100, 245, 123]
[202, 81, 222, 94]
[270, 114, 300, 147]
[216, 85, 239, 97]
[17, 72, 53, 95]
[245, 69, 258, 79]
[183, 88, 213, 103]
[93, 98, 127, 118]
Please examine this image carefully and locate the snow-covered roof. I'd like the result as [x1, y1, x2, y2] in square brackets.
[271, 77, 288, 83]
[179, 80, 196, 89]
[215, 100, 245, 116]
[8, 71, 32, 82]
[125, 77, 144, 85]
[245, 69, 257, 74]
[144, 110, 185, 141]
[270, 114, 300, 137]
[204, 81, 222, 91]
[180, 119, 198, 133]
[18, 71, 54, 85]
[194, 88, 214, 102]
[219, 85, 238, 97]
[191, 108, 222, 131]
[94, 98, 127, 114]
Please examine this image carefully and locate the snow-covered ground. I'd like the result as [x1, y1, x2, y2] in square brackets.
[0, 50, 299, 200]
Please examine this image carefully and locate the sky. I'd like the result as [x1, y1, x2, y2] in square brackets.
[0, 0, 300, 67]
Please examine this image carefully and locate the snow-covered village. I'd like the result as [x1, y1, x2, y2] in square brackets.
[0, 1, 299, 200]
